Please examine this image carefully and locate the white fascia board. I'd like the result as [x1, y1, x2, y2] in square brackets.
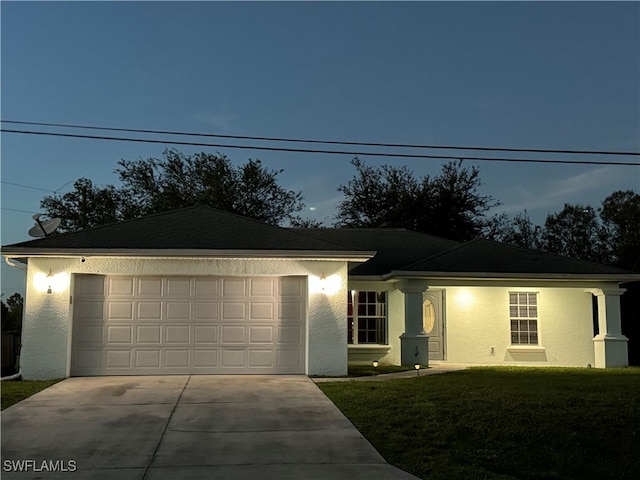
[382, 270, 640, 283]
[1, 249, 376, 263]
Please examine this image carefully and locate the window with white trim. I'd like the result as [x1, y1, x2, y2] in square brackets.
[509, 292, 539, 345]
[348, 291, 387, 344]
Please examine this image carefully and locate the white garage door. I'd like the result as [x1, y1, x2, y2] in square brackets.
[71, 275, 306, 375]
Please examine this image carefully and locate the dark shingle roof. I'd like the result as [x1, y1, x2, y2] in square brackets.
[3, 206, 635, 278]
[1, 206, 360, 253]
[401, 238, 633, 276]
[290, 228, 461, 275]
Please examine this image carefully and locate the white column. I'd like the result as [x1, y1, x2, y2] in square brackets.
[396, 279, 430, 367]
[589, 288, 628, 368]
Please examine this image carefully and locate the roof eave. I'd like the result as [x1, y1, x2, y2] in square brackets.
[382, 270, 640, 282]
[1, 248, 376, 262]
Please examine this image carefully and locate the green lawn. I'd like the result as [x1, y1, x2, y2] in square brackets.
[1, 379, 62, 410]
[318, 367, 640, 480]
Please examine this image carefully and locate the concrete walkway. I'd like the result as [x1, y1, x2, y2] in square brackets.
[312, 362, 469, 382]
[1, 375, 419, 480]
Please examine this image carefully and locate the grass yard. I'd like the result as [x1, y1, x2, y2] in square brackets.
[1, 379, 62, 410]
[318, 367, 640, 480]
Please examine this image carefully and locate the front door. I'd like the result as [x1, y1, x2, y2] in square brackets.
[423, 290, 444, 360]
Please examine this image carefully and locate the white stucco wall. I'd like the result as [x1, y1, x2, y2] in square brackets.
[348, 279, 624, 368]
[19, 256, 349, 379]
[443, 285, 595, 367]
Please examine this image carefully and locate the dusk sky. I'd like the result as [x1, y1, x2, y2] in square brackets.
[1, 1, 639, 296]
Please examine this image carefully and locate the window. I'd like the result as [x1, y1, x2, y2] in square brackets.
[509, 292, 538, 345]
[348, 291, 387, 344]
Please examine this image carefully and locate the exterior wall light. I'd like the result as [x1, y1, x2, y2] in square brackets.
[310, 273, 342, 295]
[34, 269, 69, 294]
[46, 269, 54, 294]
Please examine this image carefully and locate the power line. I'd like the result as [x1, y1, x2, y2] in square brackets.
[2, 119, 638, 157]
[1, 180, 55, 193]
[1, 207, 39, 214]
[2, 128, 639, 167]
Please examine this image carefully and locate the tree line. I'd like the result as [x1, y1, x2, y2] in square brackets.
[40, 149, 639, 272]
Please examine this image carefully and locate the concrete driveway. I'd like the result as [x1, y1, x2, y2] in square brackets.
[1, 376, 419, 479]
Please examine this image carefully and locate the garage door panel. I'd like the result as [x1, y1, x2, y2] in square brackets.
[107, 325, 132, 344]
[76, 325, 103, 344]
[278, 326, 302, 344]
[222, 349, 245, 367]
[277, 349, 303, 368]
[250, 303, 274, 320]
[106, 350, 132, 368]
[138, 278, 163, 296]
[195, 279, 219, 297]
[249, 349, 274, 367]
[166, 302, 190, 320]
[165, 325, 190, 343]
[76, 300, 104, 320]
[75, 275, 105, 296]
[194, 302, 219, 321]
[75, 349, 102, 369]
[135, 350, 161, 368]
[72, 275, 305, 375]
[250, 325, 274, 344]
[108, 277, 134, 296]
[165, 350, 190, 368]
[166, 278, 191, 296]
[138, 302, 162, 320]
[193, 349, 218, 367]
[137, 326, 161, 344]
[222, 278, 247, 296]
[280, 277, 303, 296]
[279, 302, 303, 320]
[107, 301, 133, 320]
[222, 325, 246, 344]
[222, 302, 246, 319]
[250, 278, 275, 296]
[194, 325, 218, 343]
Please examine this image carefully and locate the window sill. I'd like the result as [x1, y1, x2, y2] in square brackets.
[348, 345, 391, 353]
[507, 345, 546, 353]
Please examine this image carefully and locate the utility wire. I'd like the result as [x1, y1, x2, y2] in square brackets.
[1, 180, 55, 193]
[2, 119, 638, 157]
[2, 128, 639, 167]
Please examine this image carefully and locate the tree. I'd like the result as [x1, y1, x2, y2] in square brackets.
[41, 178, 131, 232]
[599, 190, 640, 271]
[41, 149, 304, 231]
[490, 211, 544, 250]
[541, 204, 610, 264]
[335, 159, 499, 241]
[1, 293, 23, 333]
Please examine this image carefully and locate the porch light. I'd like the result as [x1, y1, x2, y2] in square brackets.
[34, 269, 69, 294]
[46, 269, 54, 294]
[319, 273, 327, 290]
[414, 363, 421, 376]
[372, 360, 379, 368]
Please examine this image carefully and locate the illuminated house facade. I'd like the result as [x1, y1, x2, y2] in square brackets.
[2, 206, 636, 380]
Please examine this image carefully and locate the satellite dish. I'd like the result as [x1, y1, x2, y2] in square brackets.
[28, 214, 62, 237]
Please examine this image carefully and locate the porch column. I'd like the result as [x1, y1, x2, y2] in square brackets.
[589, 288, 628, 368]
[397, 279, 430, 367]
